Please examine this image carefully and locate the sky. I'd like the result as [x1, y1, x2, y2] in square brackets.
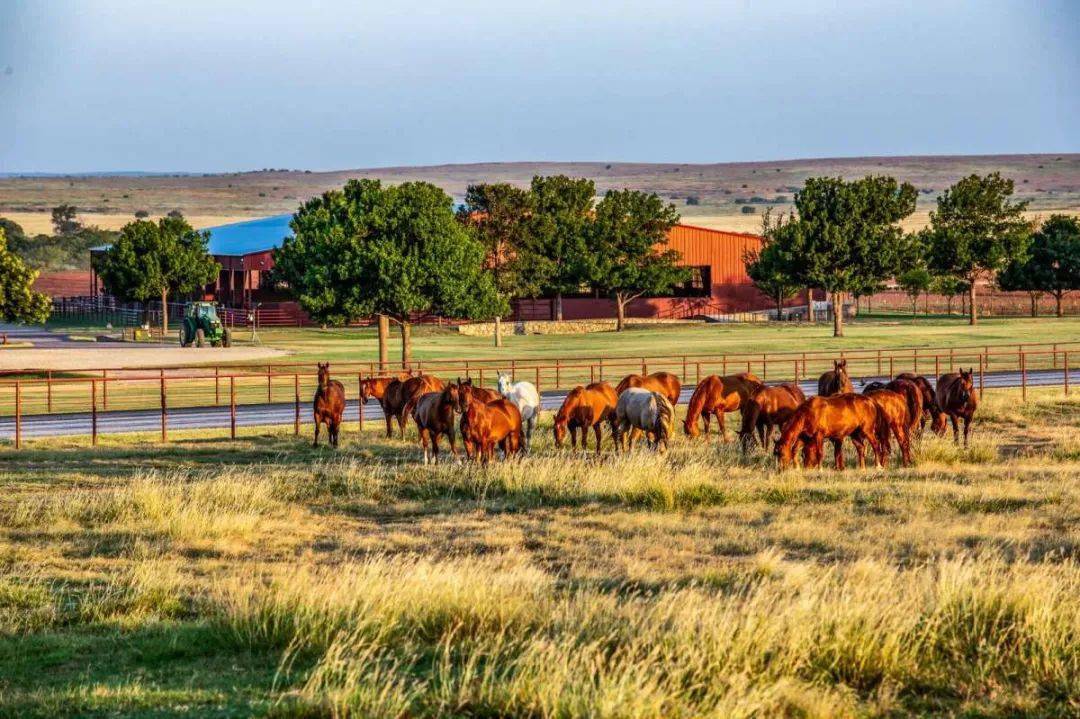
[1, 0, 1077, 173]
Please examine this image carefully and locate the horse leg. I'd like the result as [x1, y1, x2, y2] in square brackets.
[832, 438, 845, 470]
[313, 418, 321, 447]
[717, 411, 728, 443]
[593, 423, 603, 455]
[702, 412, 710, 437]
[431, 432, 441, 464]
[570, 425, 578, 450]
[963, 415, 971, 448]
[384, 409, 394, 438]
[331, 420, 340, 448]
[851, 434, 867, 469]
[897, 424, 912, 466]
[419, 428, 431, 464]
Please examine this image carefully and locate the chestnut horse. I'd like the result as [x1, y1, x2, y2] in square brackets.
[895, 373, 947, 435]
[411, 383, 462, 464]
[312, 363, 346, 448]
[615, 372, 681, 405]
[612, 388, 676, 453]
[684, 372, 764, 441]
[459, 390, 523, 464]
[862, 388, 913, 466]
[553, 382, 618, 454]
[386, 374, 445, 438]
[818, 359, 854, 397]
[774, 394, 887, 470]
[457, 376, 501, 403]
[883, 378, 924, 438]
[936, 369, 978, 446]
[360, 371, 414, 437]
[738, 383, 805, 451]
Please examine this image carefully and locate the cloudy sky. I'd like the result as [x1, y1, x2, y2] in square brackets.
[1, 0, 1077, 173]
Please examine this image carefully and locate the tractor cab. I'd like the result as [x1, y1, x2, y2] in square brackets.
[179, 302, 232, 348]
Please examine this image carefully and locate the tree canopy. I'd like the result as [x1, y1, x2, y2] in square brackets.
[745, 211, 802, 318]
[0, 228, 52, 325]
[997, 214, 1080, 317]
[897, 267, 932, 317]
[51, 204, 81, 236]
[526, 175, 595, 320]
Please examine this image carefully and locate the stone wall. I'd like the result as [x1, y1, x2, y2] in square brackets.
[456, 318, 702, 337]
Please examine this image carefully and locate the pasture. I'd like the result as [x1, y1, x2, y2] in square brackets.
[1, 386, 1077, 717]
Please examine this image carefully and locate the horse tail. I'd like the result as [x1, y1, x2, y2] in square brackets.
[615, 375, 633, 395]
[655, 393, 676, 447]
[902, 386, 920, 432]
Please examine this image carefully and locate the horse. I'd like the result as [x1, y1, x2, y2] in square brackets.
[458, 376, 501, 404]
[936, 369, 978, 446]
[459, 389, 523, 464]
[360, 371, 414, 437]
[860, 379, 888, 393]
[683, 373, 764, 441]
[496, 372, 541, 451]
[390, 374, 445, 438]
[411, 383, 462, 464]
[818, 359, 854, 397]
[312, 362, 346, 448]
[611, 388, 676, 454]
[862, 388, 913, 466]
[895, 373, 947, 435]
[738, 382, 805, 451]
[883, 378, 924, 438]
[553, 382, 618, 454]
[774, 394, 887, 470]
[615, 371, 682, 406]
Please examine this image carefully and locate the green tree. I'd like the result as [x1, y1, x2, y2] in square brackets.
[930, 275, 970, 316]
[95, 216, 219, 335]
[0, 217, 27, 248]
[1023, 214, 1080, 317]
[274, 180, 503, 363]
[583, 190, 688, 331]
[996, 258, 1044, 317]
[898, 267, 932, 317]
[458, 183, 534, 347]
[925, 172, 1031, 325]
[526, 175, 594, 321]
[0, 228, 52, 324]
[772, 176, 918, 336]
[51, 204, 81, 235]
[744, 210, 800, 319]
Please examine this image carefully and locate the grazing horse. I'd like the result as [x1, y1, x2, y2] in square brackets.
[612, 388, 676, 454]
[459, 390, 523, 464]
[360, 372, 414, 437]
[496, 372, 541, 451]
[883, 378, 924, 438]
[860, 380, 888, 393]
[312, 363, 346, 448]
[738, 383, 805, 451]
[615, 371, 682, 406]
[896, 373, 947, 435]
[553, 382, 618, 454]
[457, 376, 501, 403]
[684, 373, 764, 441]
[862, 388, 913, 466]
[936, 369, 978, 446]
[389, 374, 445, 438]
[818, 359, 854, 397]
[411, 383, 462, 464]
[774, 394, 887, 470]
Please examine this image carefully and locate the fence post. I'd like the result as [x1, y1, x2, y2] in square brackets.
[511, 359, 516, 383]
[102, 369, 108, 410]
[215, 366, 221, 406]
[682, 355, 687, 380]
[267, 365, 273, 404]
[794, 360, 799, 387]
[876, 349, 881, 376]
[979, 353, 985, 397]
[722, 357, 727, 376]
[357, 372, 364, 431]
[762, 354, 767, 380]
[535, 366, 540, 392]
[1021, 351, 1027, 401]
[1065, 351, 1070, 396]
[47, 370, 53, 413]
[479, 368, 485, 387]
[91, 379, 98, 446]
[230, 376, 237, 439]
[598, 358, 604, 383]
[913, 350, 918, 375]
[294, 374, 301, 436]
[641, 358, 647, 375]
[14, 382, 21, 450]
[159, 369, 167, 442]
[935, 355, 940, 379]
[556, 359, 561, 388]
[696, 361, 701, 385]
[889, 356, 894, 378]
[1053, 343, 1058, 369]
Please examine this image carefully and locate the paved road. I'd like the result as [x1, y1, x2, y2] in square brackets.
[1, 368, 1076, 440]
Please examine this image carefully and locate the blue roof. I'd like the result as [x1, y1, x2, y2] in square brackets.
[204, 214, 293, 256]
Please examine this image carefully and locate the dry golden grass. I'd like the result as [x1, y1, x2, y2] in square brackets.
[2, 211, 260, 236]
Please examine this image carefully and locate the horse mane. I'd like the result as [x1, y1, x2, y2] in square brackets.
[653, 392, 675, 443]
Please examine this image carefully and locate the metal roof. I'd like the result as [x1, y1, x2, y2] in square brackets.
[204, 214, 292, 256]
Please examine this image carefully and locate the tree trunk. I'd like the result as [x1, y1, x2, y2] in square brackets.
[775, 295, 783, 321]
[161, 288, 169, 336]
[968, 282, 978, 326]
[946, 297, 953, 316]
[1056, 293, 1063, 318]
[832, 291, 844, 337]
[400, 320, 412, 366]
[554, 292, 564, 322]
[377, 314, 389, 371]
[912, 297, 918, 318]
[615, 295, 626, 332]
[494, 315, 503, 347]
[1030, 294, 1038, 318]
[807, 288, 815, 322]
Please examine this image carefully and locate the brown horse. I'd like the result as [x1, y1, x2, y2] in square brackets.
[553, 382, 618, 454]
[936, 369, 978, 446]
[360, 372, 414, 437]
[863, 388, 913, 466]
[312, 362, 346, 448]
[457, 376, 501, 403]
[895, 373, 947, 435]
[775, 394, 887, 470]
[738, 383, 805, 451]
[883, 378, 924, 438]
[387, 374, 445, 438]
[459, 390, 523, 464]
[411, 383, 462, 464]
[683, 372, 764, 441]
[615, 371, 682, 405]
[818, 359, 854, 397]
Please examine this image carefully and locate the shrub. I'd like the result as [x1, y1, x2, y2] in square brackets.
[741, 206, 757, 214]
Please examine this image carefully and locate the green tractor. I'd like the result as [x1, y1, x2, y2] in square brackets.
[179, 302, 232, 348]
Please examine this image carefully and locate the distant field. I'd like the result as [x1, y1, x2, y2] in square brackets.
[2, 154, 1078, 237]
[1, 211, 257, 236]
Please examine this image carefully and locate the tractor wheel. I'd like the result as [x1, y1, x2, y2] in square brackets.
[195, 328, 206, 348]
[222, 329, 232, 348]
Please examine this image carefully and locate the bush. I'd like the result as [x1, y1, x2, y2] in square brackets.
[134, 210, 149, 219]
[685, 196, 701, 206]
[741, 206, 757, 214]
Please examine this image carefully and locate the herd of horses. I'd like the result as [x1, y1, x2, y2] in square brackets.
[312, 358, 979, 469]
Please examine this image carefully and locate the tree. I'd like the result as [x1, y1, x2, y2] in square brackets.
[925, 172, 1031, 325]
[0, 228, 52, 324]
[898, 268, 931, 317]
[930, 275, 970, 316]
[134, 210, 150, 219]
[745, 210, 800, 319]
[0, 217, 26, 248]
[167, 210, 184, 219]
[51, 204, 81, 236]
[1026, 215, 1080, 317]
[94, 216, 219, 335]
[273, 180, 503, 363]
[583, 190, 688, 331]
[457, 183, 534, 347]
[770, 176, 918, 336]
[526, 175, 594, 321]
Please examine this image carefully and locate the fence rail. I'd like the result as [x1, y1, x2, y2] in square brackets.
[0, 341, 1076, 448]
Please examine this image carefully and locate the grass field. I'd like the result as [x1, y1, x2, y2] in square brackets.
[0, 387, 1077, 717]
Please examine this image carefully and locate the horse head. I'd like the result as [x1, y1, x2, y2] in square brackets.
[834, 359, 848, 376]
[443, 381, 461, 409]
[317, 363, 330, 389]
[496, 372, 511, 396]
[955, 368, 975, 405]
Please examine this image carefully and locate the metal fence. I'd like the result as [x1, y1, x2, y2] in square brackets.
[1, 341, 1077, 448]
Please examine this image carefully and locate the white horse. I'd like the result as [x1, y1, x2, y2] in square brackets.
[497, 372, 541, 451]
[612, 388, 675, 453]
